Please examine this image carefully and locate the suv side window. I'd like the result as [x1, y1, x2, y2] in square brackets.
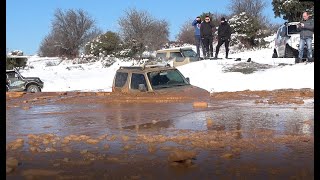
[115, 72, 128, 87]
[131, 73, 148, 90]
[156, 53, 166, 58]
[7, 72, 17, 79]
[170, 52, 183, 58]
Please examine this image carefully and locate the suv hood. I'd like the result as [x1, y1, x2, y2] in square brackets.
[154, 84, 210, 100]
[23, 77, 44, 84]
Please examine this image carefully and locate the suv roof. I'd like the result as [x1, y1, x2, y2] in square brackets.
[117, 64, 174, 72]
[156, 47, 193, 53]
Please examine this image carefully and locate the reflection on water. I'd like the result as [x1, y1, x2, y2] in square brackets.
[6, 100, 314, 139]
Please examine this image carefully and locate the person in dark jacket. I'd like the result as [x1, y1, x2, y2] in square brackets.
[296, 11, 314, 62]
[192, 16, 202, 58]
[200, 15, 215, 58]
[214, 17, 232, 59]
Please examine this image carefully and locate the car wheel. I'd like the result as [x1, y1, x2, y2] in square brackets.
[27, 85, 41, 92]
[272, 49, 278, 58]
[284, 45, 294, 58]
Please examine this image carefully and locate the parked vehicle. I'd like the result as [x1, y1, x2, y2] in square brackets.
[6, 68, 44, 92]
[273, 22, 314, 58]
[155, 47, 199, 67]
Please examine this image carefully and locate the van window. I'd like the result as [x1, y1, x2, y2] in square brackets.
[131, 73, 148, 90]
[280, 26, 287, 37]
[114, 72, 128, 87]
[170, 52, 183, 58]
[288, 25, 299, 34]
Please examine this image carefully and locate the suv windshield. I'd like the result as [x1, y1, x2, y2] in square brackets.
[181, 49, 197, 57]
[288, 25, 300, 34]
[147, 69, 189, 89]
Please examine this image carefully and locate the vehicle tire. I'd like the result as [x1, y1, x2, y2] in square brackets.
[272, 50, 278, 58]
[27, 85, 41, 92]
[284, 45, 294, 58]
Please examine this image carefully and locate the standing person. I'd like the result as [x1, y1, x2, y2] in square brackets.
[214, 17, 232, 59]
[296, 11, 314, 63]
[200, 15, 215, 58]
[192, 16, 202, 58]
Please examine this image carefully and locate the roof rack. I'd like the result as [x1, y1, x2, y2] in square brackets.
[119, 63, 171, 70]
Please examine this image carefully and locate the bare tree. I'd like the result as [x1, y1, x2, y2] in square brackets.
[118, 8, 169, 57]
[229, 0, 267, 18]
[176, 19, 195, 45]
[39, 8, 101, 58]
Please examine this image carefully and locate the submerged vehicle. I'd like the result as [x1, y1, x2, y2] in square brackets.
[112, 64, 209, 98]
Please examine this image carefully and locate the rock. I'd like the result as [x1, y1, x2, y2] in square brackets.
[8, 92, 25, 98]
[22, 106, 30, 110]
[29, 147, 38, 153]
[23, 100, 28, 103]
[6, 166, 14, 174]
[104, 144, 110, 150]
[80, 149, 88, 154]
[63, 158, 70, 162]
[123, 145, 131, 151]
[62, 147, 72, 153]
[206, 118, 214, 125]
[98, 134, 107, 140]
[107, 135, 117, 141]
[122, 135, 130, 141]
[79, 135, 90, 140]
[152, 120, 157, 124]
[53, 163, 60, 167]
[168, 150, 197, 162]
[303, 120, 312, 125]
[6, 158, 19, 168]
[221, 153, 233, 159]
[44, 147, 56, 152]
[193, 101, 208, 108]
[86, 139, 99, 144]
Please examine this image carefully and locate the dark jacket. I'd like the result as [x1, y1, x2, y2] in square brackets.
[192, 19, 201, 36]
[200, 21, 215, 38]
[217, 21, 232, 40]
[297, 18, 314, 39]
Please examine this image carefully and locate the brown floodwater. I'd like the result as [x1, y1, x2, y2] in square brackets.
[6, 90, 314, 179]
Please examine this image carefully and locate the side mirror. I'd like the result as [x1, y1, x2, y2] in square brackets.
[186, 77, 190, 83]
[138, 84, 147, 92]
[15, 74, 19, 78]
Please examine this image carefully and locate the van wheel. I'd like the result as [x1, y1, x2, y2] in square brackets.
[272, 50, 278, 58]
[27, 85, 41, 92]
[284, 45, 294, 58]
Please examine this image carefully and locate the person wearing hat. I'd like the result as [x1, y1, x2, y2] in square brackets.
[214, 17, 232, 59]
[192, 16, 203, 58]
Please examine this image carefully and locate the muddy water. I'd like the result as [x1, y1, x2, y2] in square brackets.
[6, 92, 314, 179]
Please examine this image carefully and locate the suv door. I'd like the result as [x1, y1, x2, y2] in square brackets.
[113, 72, 128, 92]
[130, 73, 149, 92]
[278, 25, 287, 57]
[6, 72, 25, 91]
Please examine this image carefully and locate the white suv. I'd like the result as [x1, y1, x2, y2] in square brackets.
[273, 22, 314, 58]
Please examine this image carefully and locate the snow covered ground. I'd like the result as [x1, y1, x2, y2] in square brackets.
[19, 42, 313, 93]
